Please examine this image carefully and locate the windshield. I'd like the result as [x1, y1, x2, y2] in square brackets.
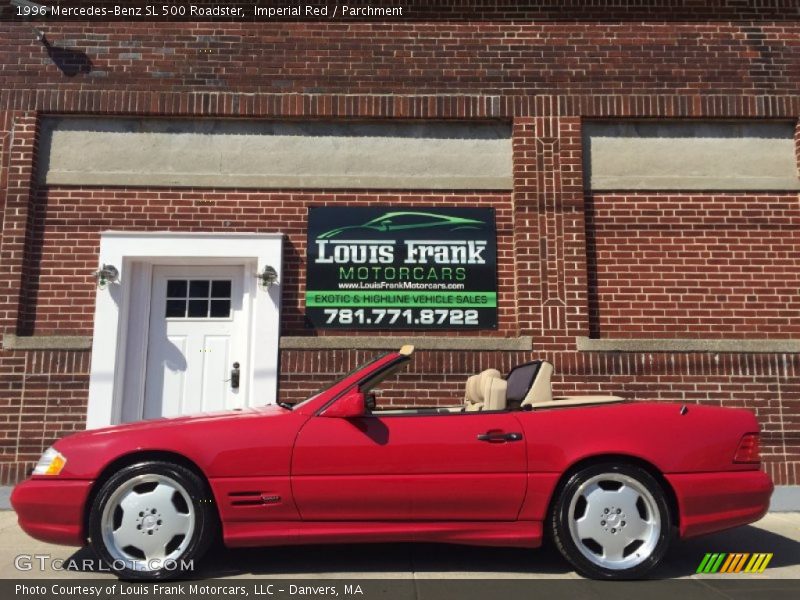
[287, 351, 392, 410]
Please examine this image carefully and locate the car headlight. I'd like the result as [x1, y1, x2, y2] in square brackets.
[32, 447, 67, 476]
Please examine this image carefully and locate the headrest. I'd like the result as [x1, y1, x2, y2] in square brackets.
[465, 373, 483, 404]
[478, 369, 502, 390]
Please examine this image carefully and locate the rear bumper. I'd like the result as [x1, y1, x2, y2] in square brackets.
[10, 478, 93, 546]
[666, 470, 773, 539]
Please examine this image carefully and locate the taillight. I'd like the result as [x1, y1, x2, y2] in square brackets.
[733, 433, 761, 464]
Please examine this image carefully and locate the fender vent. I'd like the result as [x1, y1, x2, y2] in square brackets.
[228, 491, 281, 506]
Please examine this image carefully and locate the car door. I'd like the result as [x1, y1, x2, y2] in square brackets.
[291, 411, 527, 521]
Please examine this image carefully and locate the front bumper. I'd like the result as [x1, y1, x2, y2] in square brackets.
[10, 478, 93, 546]
[667, 470, 773, 538]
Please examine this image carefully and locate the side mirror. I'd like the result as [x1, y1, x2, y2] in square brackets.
[321, 389, 365, 418]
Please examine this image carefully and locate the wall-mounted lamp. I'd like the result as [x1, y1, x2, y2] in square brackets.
[93, 264, 119, 289]
[256, 265, 278, 289]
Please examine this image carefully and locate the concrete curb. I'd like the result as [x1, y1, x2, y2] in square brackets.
[770, 485, 800, 512]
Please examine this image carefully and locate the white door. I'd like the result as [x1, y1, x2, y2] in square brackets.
[143, 265, 247, 418]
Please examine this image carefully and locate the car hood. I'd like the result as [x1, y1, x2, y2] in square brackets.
[47, 404, 298, 479]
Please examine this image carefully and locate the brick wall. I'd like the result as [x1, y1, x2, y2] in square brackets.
[21, 189, 514, 336]
[1, 18, 799, 95]
[587, 193, 800, 338]
[1, 9, 799, 485]
[0, 349, 89, 483]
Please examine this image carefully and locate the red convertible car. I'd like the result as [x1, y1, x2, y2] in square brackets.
[12, 345, 772, 580]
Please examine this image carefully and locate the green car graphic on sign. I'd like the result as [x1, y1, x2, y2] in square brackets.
[318, 211, 484, 239]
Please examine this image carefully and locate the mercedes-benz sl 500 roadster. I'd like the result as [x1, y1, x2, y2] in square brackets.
[12, 346, 772, 580]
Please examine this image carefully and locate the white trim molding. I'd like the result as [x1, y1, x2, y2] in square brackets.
[86, 231, 283, 429]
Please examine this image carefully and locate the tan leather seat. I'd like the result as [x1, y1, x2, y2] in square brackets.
[482, 371, 508, 411]
[464, 372, 486, 411]
[464, 369, 507, 411]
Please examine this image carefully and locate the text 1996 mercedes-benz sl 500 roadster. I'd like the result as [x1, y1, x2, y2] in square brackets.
[12, 345, 772, 580]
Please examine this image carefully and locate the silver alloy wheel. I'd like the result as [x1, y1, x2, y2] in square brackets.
[566, 472, 661, 570]
[100, 473, 196, 572]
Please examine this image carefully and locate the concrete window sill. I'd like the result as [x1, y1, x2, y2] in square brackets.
[3, 333, 533, 353]
[576, 337, 800, 353]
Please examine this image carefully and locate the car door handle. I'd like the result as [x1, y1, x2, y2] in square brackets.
[477, 431, 523, 443]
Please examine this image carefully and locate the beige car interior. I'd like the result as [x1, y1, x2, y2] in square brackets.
[463, 369, 508, 412]
[372, 346, 624, 414]
[519, 361, 624, 409]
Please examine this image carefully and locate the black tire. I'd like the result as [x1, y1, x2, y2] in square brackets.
[88, 461, 218, 580]
[551, 462, 673, 580]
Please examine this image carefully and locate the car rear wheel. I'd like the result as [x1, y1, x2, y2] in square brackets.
[88, 461, 217, 580]
[551, 462, 672, 579]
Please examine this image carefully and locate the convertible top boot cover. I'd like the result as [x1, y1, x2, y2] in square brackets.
[520, 361, 624, 409]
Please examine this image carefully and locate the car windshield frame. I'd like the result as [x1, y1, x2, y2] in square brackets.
[287, 351, 393, 411]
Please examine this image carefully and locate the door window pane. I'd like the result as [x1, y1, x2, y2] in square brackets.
[210, 299, 231, 318]
[187, 299, 208, 318]
[166, 280, 187, 298]
[211, 280, 231, 298]
[165, 299, 186, 318]
[189, 280, 210, 297]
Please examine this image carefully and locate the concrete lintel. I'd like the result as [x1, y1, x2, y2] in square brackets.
[39, 117, 513, 191]
[280, 336, 533, 351]
[577, 337, 800, 353]
[46, 172, 514, 190]
[584, 121, 800, 192]
[2, 333, 92, 351]
[591, 176, 800, 191]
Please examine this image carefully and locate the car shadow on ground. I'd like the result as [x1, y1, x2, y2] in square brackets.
[199, 542, 575, 578]
[65, 523, 799, 579]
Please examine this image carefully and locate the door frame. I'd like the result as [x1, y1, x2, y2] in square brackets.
[87, 231, 284, 429]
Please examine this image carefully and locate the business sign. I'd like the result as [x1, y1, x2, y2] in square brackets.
[306, 207, 497, 329]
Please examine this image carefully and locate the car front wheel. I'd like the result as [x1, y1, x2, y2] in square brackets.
[551, 462, 672, 579]
[88, 461, 217, 580]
